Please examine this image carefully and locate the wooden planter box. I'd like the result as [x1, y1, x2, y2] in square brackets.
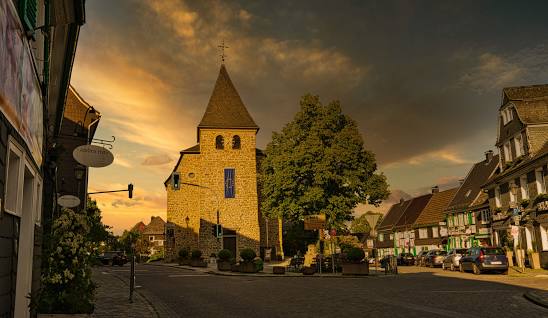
[273, 266, 285, 275]
[230, 264, 240, 272]
[240, 262, 257, 273]
[217, 261, 232, 271]
[528, 252, 541, 269]
[302, 266, 315, 275]
[342, 262, 369, 275]
[190, 259, 207, 267]
[178, 259, 190, 266]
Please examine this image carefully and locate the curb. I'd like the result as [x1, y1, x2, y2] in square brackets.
[523, 291, 548, 309]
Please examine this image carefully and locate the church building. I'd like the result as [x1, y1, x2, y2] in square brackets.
[164, 64, 283, 261]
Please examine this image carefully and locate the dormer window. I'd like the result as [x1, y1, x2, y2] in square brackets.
[502, 107, 513, 125]
[215, 135, 224, 149]
[503, 141, 512, 162]
[514, 133, 524, 157]
[232, 135, 241, 149]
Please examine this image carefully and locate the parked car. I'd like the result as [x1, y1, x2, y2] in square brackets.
[415, 250, 428, 266]
[424, 250, 447, 268]
[98, 251, 128, 266]
[397, 253, 415, 266]
[442, 248, 468, 271]
[459, 247, 508, 275]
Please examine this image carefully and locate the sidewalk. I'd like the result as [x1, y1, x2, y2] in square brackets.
[508, 266, 548, 278]
[91, 267, 159, 318]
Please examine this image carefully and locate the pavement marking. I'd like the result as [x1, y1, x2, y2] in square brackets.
[431, 290, 515, 293]
[111, 269, 150, 272]
[100, 272, 110, 275]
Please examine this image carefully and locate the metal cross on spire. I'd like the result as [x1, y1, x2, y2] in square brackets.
[218, 40, 229, 64]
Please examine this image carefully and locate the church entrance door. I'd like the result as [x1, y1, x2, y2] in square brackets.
[223, 236, 237, 259]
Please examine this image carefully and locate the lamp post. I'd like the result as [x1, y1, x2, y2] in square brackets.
[510, 183, 525, 272]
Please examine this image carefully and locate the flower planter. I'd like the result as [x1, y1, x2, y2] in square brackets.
[190, 259, 207, 267]
[240, 262, 257, 273]
[505, 251, 514, 267]
[342, 262, 369, 275]
[528, 252, 541, 269]
[217, 261, 232, 271]
[273, 266, 285, 275]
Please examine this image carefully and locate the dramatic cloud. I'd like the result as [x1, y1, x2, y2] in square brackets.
[142, 154, 173, 166]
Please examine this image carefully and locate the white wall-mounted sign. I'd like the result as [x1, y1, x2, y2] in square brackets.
[58, 195, 81, 208]
[73, 145, 114, 168]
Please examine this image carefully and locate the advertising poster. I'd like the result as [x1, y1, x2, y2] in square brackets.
[0, 0, 44, 165]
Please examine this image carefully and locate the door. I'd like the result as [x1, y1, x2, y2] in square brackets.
[223, 236, 237, 259]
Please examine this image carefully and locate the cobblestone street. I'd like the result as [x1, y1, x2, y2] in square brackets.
[94, 263, 548, 317]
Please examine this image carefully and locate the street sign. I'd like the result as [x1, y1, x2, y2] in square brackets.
[304, 214, 326, 230]
[73, 145, 114, 168]
[57, 195, 80, 208]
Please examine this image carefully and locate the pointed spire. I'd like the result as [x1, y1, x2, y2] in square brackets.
[198, 65, 258, 130]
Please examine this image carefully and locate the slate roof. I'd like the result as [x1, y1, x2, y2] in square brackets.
[414, 188, 458, 227]
[448, 155, 500, 211]
[182, 144, 200, 153]
[394, 194, 432, 230]
[143, 216, 166, 235]
[511, 99, 548, 125]
[130, 221, 145, 233]
[198, 64, 258, 130]
[503, 84, 548, 103]
[377, 199, 412, 232]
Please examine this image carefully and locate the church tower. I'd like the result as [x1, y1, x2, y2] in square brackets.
[165, 64, 281, 261]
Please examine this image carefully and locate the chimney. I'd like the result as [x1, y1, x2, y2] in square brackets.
[431, 186, 439, 194]
[485, 150, 494, 163]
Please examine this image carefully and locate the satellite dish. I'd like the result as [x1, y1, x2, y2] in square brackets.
[58, 195, 81, 208]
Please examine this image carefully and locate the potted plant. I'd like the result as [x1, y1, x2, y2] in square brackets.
[217, 249, 232, 271]
[239, 248, 259, 273]
[178, 248, 190, 266]
[190, 250, 207, 267]
[527, 249, 541, 269]
[342, 247, 369, 275]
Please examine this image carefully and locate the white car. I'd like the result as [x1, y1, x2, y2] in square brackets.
[442, 248, 468, 271]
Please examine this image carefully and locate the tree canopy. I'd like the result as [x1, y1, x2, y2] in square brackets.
[350, 211, 384, 233]
[260, 94, 389, 228]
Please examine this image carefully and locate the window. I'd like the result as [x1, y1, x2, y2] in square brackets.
[158, 240, 164, 246]
[379, 234, 384, 242]
[5, 141, 24, 215]
[509, 181, 516, 203]
[504, 142, 512, 162]
[520, 174, 529, 199]
[458, 213, 465, 226]
[172, 172, 180, 190]
[432, 227, 439, 238]
[495, 186, 501, 207]
[224, 168, 235, 198]
[448, 215, 453, 227]
[215, 135, 224, 149]
[536, 168, 546, 194]
[480, 209, 491, 223]
[514, 134, 524, 157]
[232, 135, 241, 149]
[149, 236, 154, 241]
[541, 225, 548, 251]
[389, 234, 394, 240]
[507, 108, 513, 122]
[419, 228, 428, 239]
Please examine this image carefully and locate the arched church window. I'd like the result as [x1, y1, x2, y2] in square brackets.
[232, 135, 241, 149]
[215, 135, 224, 149]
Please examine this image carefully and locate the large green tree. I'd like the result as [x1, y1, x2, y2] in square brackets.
[350, 211, 384, 233]
[261, 94, 389, 229]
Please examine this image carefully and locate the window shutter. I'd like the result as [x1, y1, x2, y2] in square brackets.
[18, 0, 38, 31]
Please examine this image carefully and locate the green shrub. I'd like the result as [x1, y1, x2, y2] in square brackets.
[191, 249, 202, 259]
[254, 258, 264, 272]
[178, 248, 189, 259]
[218, 249, 232, 261]
[146, 252, 164, 263]
[210, 253, 217, 258]
[240, 248, 256, 262]
[346, 247, 365, 263]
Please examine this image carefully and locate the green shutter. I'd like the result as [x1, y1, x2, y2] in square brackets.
[18, 0, 38, 31]
[468, 212, 473, 225]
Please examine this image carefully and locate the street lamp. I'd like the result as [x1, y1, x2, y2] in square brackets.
[510, 183, 525, 272]
[74, 164, 86, 181]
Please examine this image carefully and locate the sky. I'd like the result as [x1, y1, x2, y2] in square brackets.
[70, 0, 548, 234]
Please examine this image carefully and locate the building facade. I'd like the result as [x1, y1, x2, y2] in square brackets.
[0, 0, 85, 316]
[143, 216, 166, 255]
[445, 152, 499, 250]
[484, 85, 548, 269]
[164, 64, 282, 261]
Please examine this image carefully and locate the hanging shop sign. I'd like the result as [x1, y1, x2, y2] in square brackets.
[73, 145, 114, 167]
[304, 214, 326, 230]
[58, 195, 81, 208]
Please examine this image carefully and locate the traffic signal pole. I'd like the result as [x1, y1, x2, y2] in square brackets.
[89, 183, 134, 198]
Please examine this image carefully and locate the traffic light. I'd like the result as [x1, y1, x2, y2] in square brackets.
[212, 224, 222, 238]
[128, 183, 134, 199]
